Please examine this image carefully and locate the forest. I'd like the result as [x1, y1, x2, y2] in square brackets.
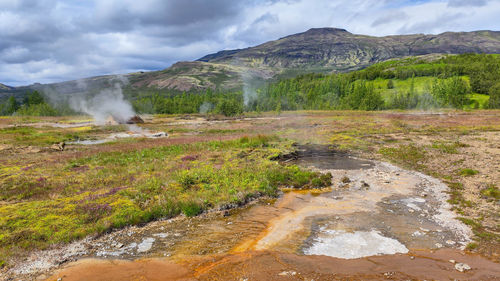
[1, 54, 499, 116]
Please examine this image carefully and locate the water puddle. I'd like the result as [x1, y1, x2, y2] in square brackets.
[68, 131, 168, 145]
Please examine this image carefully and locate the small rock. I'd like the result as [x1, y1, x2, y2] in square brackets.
[421, 192, 428, 197]
[361, 181, 370, 189]
[410, 256, 415, 260]
[341, 176, 351, 183]
[57, 278, 63, 281]
[151, 132, 167, 138]
[455, 263, 471, 272]
[223, 211, 230, 217]
[278, 271, 297, 276]
[227, 222, 233, 225]
[137, 238, 155, 253]
[446, 240, 456, 245]
[449, 259, 456, 264]
[435, 243, 443, 248]
[51, 142, 65, 151]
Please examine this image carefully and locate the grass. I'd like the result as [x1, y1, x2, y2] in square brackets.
[481, 185, 499, 200]
[459, 168, 479, 177]
[431, 141, 467, 154]
[0, 124, 130, 147]
[379, 144, 426, 170]
[0, 135, 331, 266]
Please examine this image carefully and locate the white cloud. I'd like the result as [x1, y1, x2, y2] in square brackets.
[0, 0, 499, 86]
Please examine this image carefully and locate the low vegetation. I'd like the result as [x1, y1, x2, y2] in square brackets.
[0, 135, 330, 267]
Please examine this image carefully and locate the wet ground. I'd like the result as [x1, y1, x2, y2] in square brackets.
[6, 145, 499, 280]
[44, 249, 500, 281]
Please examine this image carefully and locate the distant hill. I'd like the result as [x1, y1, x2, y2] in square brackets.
[0, 83, 12, 91]
[3, 28, 500, 97]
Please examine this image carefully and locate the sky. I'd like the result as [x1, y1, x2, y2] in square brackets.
[1, 0, 499, 86]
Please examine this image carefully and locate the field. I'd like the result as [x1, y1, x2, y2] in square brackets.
[0, 110, 499, 278]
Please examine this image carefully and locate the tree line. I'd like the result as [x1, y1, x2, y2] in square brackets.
[1, 54, 499, 116]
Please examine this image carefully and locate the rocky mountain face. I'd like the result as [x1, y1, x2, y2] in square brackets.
[2, 28, 500, 96]
[199, 28, 500, 72]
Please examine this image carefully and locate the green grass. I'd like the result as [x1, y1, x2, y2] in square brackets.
[0, 124, 130, 147]
[458, 168, 479, 177]
[481, 185, 499, 200]
[431, 141, 467, 154]
[0, 135, 331, 266]
[465, 94, 490, 109]
[378, 144, 426, 170]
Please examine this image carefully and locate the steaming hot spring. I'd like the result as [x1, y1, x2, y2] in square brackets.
[105, 115, 167, 138]
[69, 114, 167, 145]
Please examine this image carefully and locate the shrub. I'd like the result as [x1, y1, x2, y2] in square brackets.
[488, 82, 500, 108]
[15, 103, 59, 116]
[216, 98, 243, 116]
[180, 201, 203, 217]
[387, 79, 394, 89]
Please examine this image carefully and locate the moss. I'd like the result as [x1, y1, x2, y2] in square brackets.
[379, 144, 426, 170]
[466, 242, 479, 250]
[481, 185, 500, 199]
[458, 168, 479, 176]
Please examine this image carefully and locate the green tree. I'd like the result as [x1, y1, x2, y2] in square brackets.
[5, 96, 19, 115]
[387, 79, 394, 89]
[488, 82, 500, 109]
[216, 98, 243, 117]
[23, 91, 45, 105]
[275, 101, 282, 115]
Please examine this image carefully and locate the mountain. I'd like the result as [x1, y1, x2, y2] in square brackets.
[3, 28, 500, 97]
[0, 83, 12, 91]
[198, 28, 500, 72]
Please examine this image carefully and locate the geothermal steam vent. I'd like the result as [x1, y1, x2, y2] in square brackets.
[105, 115, 144, 125]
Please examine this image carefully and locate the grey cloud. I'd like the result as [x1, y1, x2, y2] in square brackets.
[372, 11, 408, 27]
[0, 0, 499, 86]
[397, 12, 466, 34]
[448, 0, 488, 7]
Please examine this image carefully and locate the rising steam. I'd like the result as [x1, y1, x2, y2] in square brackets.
[69, 82, 135, 124]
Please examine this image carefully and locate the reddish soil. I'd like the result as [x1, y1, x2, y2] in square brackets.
[46, 249, 500, 281]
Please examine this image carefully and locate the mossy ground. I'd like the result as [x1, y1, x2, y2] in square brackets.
[0, 132, 330, 267]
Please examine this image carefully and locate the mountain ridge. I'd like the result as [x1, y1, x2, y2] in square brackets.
[197, 28, 500, 71]
[2, 28, 500, 97]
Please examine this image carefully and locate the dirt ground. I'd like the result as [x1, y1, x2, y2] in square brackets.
[45, 250, 500, 281]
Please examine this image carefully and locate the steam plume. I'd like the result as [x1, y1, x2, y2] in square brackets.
[69, 82, 135, 124]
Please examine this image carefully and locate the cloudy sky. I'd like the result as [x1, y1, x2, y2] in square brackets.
[1, 0, 499, 86]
